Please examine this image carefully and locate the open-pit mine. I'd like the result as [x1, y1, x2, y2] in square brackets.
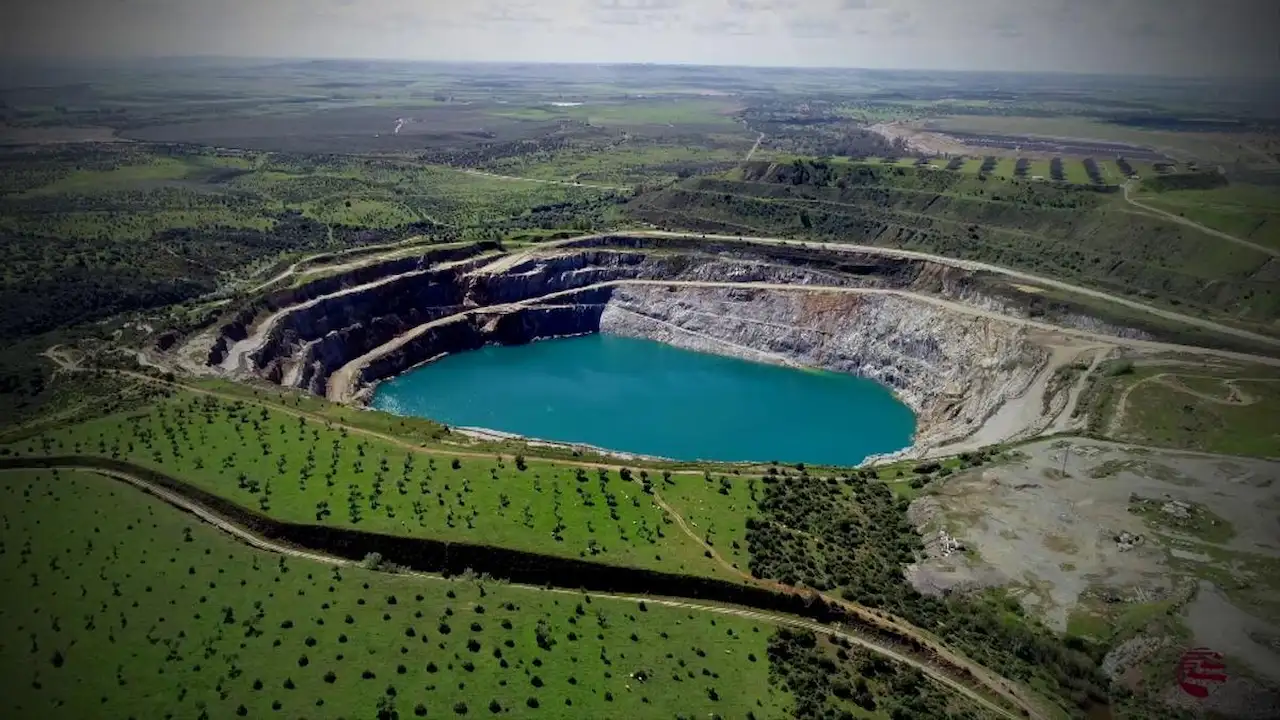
[181, 232, 1234, 461]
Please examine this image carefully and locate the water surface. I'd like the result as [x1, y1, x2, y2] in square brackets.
[372, 334, 915, 465]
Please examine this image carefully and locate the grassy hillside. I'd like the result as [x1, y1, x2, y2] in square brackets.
[0, 468, 791, 719]
[1133, 181, 1280, 252]
[5, 391, 732, 580]
[626, 159, 1279, 335]
[3, 379, 1109, 717]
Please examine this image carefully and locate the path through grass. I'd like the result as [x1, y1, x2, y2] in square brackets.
[0, 468, 789, 719]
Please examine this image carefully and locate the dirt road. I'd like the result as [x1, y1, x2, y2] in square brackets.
[29, 358, 1052, 717]
[1, 460, 1028, 720]
[633, 230, 1280, 350]
[1121, 182, 1277, 258]
[245, 238, 464, 295]
[1107, 372, 1278, 437]
[459, 168, 627, 192]
[325, 275, 1280, 404]
[222, 252, 498, 374]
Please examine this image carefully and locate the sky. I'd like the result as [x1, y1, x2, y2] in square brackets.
[5, 0, 1279, 77]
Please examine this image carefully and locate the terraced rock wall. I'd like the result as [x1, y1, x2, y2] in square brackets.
[204, 240, 1150, 449]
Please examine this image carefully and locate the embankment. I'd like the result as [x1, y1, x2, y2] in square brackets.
[3, 454, 1027, 716]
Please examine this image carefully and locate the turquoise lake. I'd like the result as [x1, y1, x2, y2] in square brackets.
[371, 334, 916, 465]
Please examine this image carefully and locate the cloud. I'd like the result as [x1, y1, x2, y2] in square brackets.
[885, 8, 916, 36]
[788, 17, 841, 39]
[473, 1, 553, 24]
[1, 0, 1276, 78]
[989, 18, 1022, 39]
[592, 0, 682, 11]
[694, 19, 755, 36]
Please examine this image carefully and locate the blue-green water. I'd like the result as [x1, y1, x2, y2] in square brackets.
[372, 335, 915, 465]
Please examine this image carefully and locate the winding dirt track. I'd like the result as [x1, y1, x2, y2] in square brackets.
[35, 356, 1047, 718]
[1121, 182, 1278, 258]
[633, 230, 1280, 350]
[1, 460, 1025, 720]
[326, 276, 1280, 404]
[224, 231, 1280, 395]
[245, 238, 466, 295]
[1107, 372, 1279, 437]
[459, 168, 627, 192]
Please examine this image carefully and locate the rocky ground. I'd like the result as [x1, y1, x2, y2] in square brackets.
[184, 236, 1187, 459]
[907, 438, 1280, 718]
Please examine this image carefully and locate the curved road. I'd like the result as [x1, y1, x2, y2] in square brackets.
[219, 230, 1280, 391]
[246, 238, 465, 295]
[459, 168, 627, 192]
[325, 275, 1280, 404]
[1121, 182, 1277, 258]
[2, 460, 1028, 720]
[30, 356, 1051, 717]
[632, 230, 1280, 350]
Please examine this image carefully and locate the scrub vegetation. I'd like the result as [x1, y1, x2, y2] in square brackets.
[4, 58, 1279, 720]
[4, 392, 730, 580]
[626, 158, 1278, 332]
[0, 468, 790, 719]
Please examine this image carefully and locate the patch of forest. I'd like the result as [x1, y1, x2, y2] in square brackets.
[746, 465, 1110, 717]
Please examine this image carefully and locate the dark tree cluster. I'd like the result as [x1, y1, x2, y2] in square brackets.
[767, 629, 982, 720]
[745, 463, 1110, 715]
[1082, 159, 1104, 185]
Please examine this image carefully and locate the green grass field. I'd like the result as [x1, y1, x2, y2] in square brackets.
[912, 156, 1098, 184]
[1062, 160, 1094, 186]
[0, 468, 790, 719]
[23, 155, 256, 196]
[1132, 183, 1280, 251]
[4, 392, 736, 581]
[478, 144, 749, 186]
[1119, 375, 1280, 457]
[629, 158, 1280, 331]
[1084, 360, 1280, 458]
[658, 471, 760, 572]
[6, 149, 618, 244]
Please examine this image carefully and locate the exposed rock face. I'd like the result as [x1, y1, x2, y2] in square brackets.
[600, 286, 1044, 447]
[207, 242, 498, 366]
[199, 237, 1154, 453]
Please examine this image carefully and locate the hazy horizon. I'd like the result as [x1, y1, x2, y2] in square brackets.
[5, 0, 1279, 79]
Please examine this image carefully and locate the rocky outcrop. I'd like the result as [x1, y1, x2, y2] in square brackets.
[600, 286, 1044, 447]
[199, 236, 1159, 454]
[351, 303, 608, 399]
[206, 242, 498, 366]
